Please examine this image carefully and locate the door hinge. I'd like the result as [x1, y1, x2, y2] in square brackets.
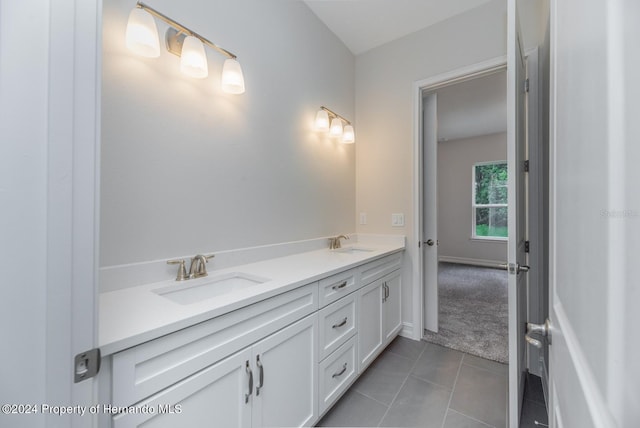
[525, 240, 530, 253]
[524, 160, 530, 172]
[74, 348, 101, 383]
[524, 78, 530, 93]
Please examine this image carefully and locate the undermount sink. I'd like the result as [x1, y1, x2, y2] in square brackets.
[153, 272, 270, 305]
[332, 246, 374, 254]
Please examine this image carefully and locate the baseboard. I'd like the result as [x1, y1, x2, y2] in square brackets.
[400, 322, 416, 340]
[438, 256, 504, 269]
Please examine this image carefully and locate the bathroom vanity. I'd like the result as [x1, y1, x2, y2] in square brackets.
[98, 239, 404, 427]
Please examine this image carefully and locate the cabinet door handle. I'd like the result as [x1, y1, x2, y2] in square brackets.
[256, 355, 264, 396]
[245, 360, 253, 404]
[385, 283, 390, 300]
[332, 317, 348, 329]
[382, 283, 387, 303]
[332, 281, 348, 291]
[332, 363, 348, 378]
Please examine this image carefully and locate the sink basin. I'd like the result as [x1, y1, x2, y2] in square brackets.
[153, 272, 270, 305]
[332, 247, 374, 254]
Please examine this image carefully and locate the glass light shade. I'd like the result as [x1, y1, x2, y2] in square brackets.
[180, 36, 208, 78]
[125, 8, 160, 58]
[221, 58, 246, 94]
[342, 125, 355, 144]
[330, 118, 343, 137]
[315, 110, 330, 132]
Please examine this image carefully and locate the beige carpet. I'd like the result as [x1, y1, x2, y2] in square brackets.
[423, 262, 509, 363]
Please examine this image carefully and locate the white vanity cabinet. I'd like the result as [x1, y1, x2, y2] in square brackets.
[357, 256, 402, 371]
[104, 249, 404, 428]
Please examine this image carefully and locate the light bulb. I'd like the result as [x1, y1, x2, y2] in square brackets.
[180, 36, 208, 78]
[315, 110, 330, 132]
[221, 58, 246, 94]
[330, 118, 343, 137]
[125, 8, 160, 58]
[342, 125, 355, 143]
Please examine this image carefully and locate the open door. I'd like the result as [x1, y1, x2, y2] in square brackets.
[507, 0, 528, 425]
[543, 1, 637, 426]
[422, 93, 439, 333]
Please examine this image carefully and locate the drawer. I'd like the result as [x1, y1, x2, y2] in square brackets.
[318, 335, 358, 416]
[359, 253, 402, 286]
[112, 282, 317, 406]
[318, 293, 357, 360]
[318, 269, 359, 308]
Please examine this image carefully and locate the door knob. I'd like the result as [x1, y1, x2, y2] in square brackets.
[525, 319, 552, 348]
[426, 239, 434, 246]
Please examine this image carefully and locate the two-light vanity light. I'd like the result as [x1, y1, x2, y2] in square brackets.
[125, 1, 245, 94]
[315, 106, 355, 144]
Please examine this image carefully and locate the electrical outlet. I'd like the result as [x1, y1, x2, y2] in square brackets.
[360, 213, 367, 225]
[391, 213, 405, 227]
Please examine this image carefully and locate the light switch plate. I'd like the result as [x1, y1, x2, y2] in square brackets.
[391, 213, 405, 227]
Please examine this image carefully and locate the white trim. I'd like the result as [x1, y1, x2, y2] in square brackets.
[412, 55, 507, 341]
[553, 302, 617, 428]
[399, 322, 414, 339]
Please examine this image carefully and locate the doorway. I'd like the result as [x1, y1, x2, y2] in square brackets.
[421, 70, 510, 363]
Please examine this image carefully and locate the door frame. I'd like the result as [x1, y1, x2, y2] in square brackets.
[411, 55, 507, 339]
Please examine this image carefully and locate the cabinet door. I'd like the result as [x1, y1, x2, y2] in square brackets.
[251, 314, 318, 428]
[357, 279, 384, 371]
[383, 271, 402, 344]
[112, 348, 252, 428]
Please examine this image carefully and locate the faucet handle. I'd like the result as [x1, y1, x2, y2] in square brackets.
[167, 259, 188, 281]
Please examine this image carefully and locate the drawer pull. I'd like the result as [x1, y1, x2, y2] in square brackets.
[256, 355, 264, 396]
[332, 317, 348, 329]
[332, 281, 348, 291]
[332, 363, 348, 378]
[245, 360, 253, 404]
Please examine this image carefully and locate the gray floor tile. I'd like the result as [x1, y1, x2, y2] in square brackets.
[386, 336, 427, 362]
[316, 389, 388, 427]
[462, 354, 508, 377]
[443, 409, 494, 428]
[411, 343, 464, 389]
[379, 376, 451, 427]
[450, 364, 508, 428]
[519, 399, 548, 428]
[352, 351, 415, 405]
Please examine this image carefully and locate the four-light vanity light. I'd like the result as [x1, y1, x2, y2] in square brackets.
[315, 106, 355, 144]
[125, 1, 245, 94]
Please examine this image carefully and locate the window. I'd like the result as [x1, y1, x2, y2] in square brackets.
[473, 161, 508, 239]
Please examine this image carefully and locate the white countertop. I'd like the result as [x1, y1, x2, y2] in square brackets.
[99, 241, 404, 356]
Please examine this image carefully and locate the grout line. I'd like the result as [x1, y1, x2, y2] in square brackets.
[376, 343, 428, 427]
[440, 352, 465, 428]
[446, 408, 496, 428]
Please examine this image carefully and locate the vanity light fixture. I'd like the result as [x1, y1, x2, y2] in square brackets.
[125, 1, 245, 94]
[314, 106, 355, 144]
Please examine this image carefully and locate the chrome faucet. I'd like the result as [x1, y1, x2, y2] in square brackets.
[167, 254, 215, 281]
[329, 234, 349, 250]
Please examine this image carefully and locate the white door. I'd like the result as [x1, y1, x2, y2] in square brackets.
[251, 314, 318, 428]
[112, 348, 252, 428]
[383, 271, 403, 342]
[546, 1, 638, 426]
[422, 93, 439, 332]
[507, 0, 528, 425]
[358, 279, 384, 370]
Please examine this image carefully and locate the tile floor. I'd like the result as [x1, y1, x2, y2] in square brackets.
[317, 336, 548, 428]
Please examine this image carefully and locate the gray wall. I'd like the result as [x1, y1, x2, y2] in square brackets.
[437, 133, 508, 264]
[101, 0, 356, 267]
[354, 0, 547, 328]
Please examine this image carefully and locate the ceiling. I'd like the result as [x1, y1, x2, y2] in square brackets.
[435, 70, 507, 142]
[303, 0, 495, 55]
